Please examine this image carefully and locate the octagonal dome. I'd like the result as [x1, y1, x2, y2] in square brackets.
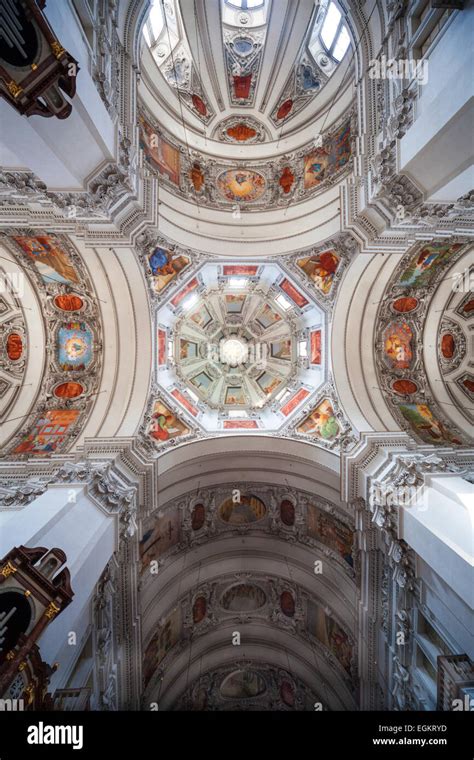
[154, 261, 327, 434]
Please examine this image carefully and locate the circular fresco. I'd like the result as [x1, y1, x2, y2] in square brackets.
[217, 169, 266, 203]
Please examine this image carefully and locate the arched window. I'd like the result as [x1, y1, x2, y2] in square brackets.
[226, 0, 265, 9]
[320, 2, 350, 62]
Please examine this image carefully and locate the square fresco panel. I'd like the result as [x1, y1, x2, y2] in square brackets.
[297, 399, 339, 440]
[307, 504, 354, 567]
[148, 400, 191, 443]
[140, 509, 181, 570]
[140, 117, 181, 185]
[191, 372, 213, 393]
[190, 304, 213, 329]
[13, 235, 80, 285]
[255, 303, 281, 329]
[226, 295, 246, 314]
[225, 386, 246, 405]
[143, 607, 182, 687]
[296, 251, 340, 295]
[399, 243, 463, 287]
[13, 410, 79, 455]
[307, 602, 352, 675]
[256, 373, 280, 396]
[271, 340, 291, 361]
[179, 339, 198, 360]
[148, 247, 190, 294]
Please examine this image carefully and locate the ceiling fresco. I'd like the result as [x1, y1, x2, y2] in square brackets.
[0, 232, 102, 458]
[375, 241, 473, 447]
[139, 108, 353, 210]
[139, 481, 356, 707]
[141, 0, 352, 138]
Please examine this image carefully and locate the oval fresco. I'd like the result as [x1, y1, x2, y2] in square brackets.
[54, 294, 84, 312]
[220, 670, 266, 699]
[280, 499, 295, 526]
[191, 503, 206, 531]
[53, 381, 84, 399]
[221, 583, 266, 612]
[392, 297, 418, 313]
[216, 169, 266, 203]
[280, 591, 295, 618]
[277, 99, 293, 120]
[280, 681, 295, 707]
[192, 94, 207, 116]
[392, 379, 418, 396]
[192, 596, 207, 624]
[441, 333, 455, 359]
[6, 333, 23, 361]
[218, 494, 266, 524]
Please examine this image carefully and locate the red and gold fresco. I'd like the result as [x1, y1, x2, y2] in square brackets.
[279, 279, 309, 308]
[281, 388, 310, 417]
[382, 321, 414, 370]
[310, 330, 322, 364]
[13, 410, 79, 455]
[296, 250, 340, 296]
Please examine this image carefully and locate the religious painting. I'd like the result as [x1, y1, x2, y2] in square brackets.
[304, 121, 351, 188]
[148, 247, 190, 294]
[57, 322, 93, 372]
[143, 608, 182, 687]
[392, 379, 418, 396]
[440, 333, 455, 359]
[179, 339, 198, 360]
[225, 386, 246, 405]
[13, 410, 79, 455]
[54, 294, 84, 312]
[220, 584, 266, 612]
[220, 670, 266, 699]
[226, 294, 246, 314]
[255, 304, 282, 329]
[280, 278, 309, 308]
[392, 296, 418, 314]
[399, 243, 463, 287]
[280, 499, 295, 527]
[296, 399, 340, 440]
[226, 123, 257, 142]
[53, 382, 84, 399]
[271, 340, 291, 361]
[171, 389, 198, 418]
[171, 278, 199, 308]
[276, 99, 293, 121]
[382, 321, 414, 370]
[279, 166, 295, 194]
[256, 372, 280, 396]
[296, 250, 340, 295]
[307, 504, 354, 567]
[223, 420, 258, 430]
[158, 329, 167, 365]
[139, 117, 181, 185]
[192, 596, 207, 625]
[140, 509, 181, 569]
[217, 169, 266, 203]
[191, 372, 213, 393]
[223, 265, 258, 276]
[6, 333, 23, 361]
[310, 330, 322, 364]
[399, 404, 463, 446]
[280, 388, 310, 417]
[190, 163, 205, 192]
[190, 304, 212, 330]
[218, 493, 267, 525]
[13, 235, 80, 285]
[148, 400, 190, 443]
[191, 503, 206, 531]
[280, 591, 295, 618]
[233, 74, 252, 100]
[307, 603, 352, 675]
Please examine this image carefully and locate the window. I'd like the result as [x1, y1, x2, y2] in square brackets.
[226, 0, 264, 8]
[320, 2, 350, 62]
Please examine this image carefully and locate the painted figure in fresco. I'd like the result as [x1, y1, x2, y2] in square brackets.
[149, 248, 175, 276]
[298, 251, 339, 294]
[383, 321, 413, 370]
[298, 399, 339, 440]
[149, 401, 189, 442]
